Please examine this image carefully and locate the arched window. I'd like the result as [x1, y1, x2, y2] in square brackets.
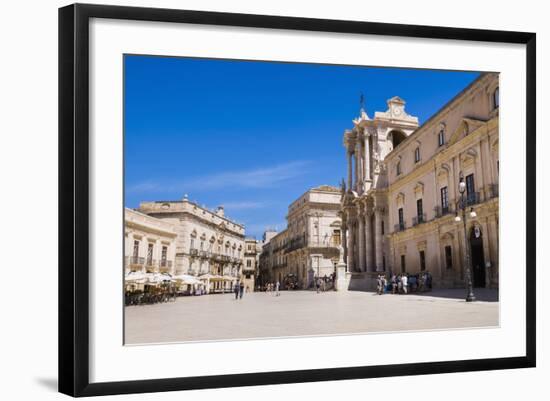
[438, 129, 445, 146]
[493, 87, 499, 109]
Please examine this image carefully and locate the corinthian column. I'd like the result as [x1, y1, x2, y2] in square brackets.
[358, 206, 366, 272]
[347, 220, 354, 272]
[364, 130, 371, 181]
[374, 207, 384, 271]
[365, 210, 374, 271]
[347, 151, 353, 191]
[356, 141, 363, 193]
[341, 215, 348, 271]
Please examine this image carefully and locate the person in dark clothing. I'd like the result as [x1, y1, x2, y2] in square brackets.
[239, 282, 245, 299]
[234, 282, 240, 300]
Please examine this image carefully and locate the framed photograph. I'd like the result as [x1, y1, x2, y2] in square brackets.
[58, 3, 536, 397]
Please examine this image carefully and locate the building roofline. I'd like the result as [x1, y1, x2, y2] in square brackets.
[384, 72, 496, 160]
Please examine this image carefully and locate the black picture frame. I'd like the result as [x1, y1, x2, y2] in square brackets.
[59, 3, 536, 397]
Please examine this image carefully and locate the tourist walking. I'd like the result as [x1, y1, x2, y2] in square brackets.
[234, 282, 240, 300]
[401, 274, 408, 294]
[275, 281, 280, 296]
[239, 281, 245, 299]
[391, 274, 398, 294]
[316, 278, 321, 293]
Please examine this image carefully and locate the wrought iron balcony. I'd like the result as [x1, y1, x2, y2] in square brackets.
[189, 248, 198, 256]
[199, 250, 208, 258]
[488, 183, 499, 199]
[433, 205, 452, 218]
[412, 214, 427, 226]
[394, 222, 406, 232]
[145, 258, 157, 267]
[464, 192, 480, 206]
[159, 260, 172, 268]
[127, 256, 145, 266]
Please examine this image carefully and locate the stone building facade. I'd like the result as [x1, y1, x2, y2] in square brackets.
[124, 208, 177, 274]
[259, 185, 342, 289]
[138, 196, 245, 292]
[242, 238, 262, 292]
[341, 72, 499, 290]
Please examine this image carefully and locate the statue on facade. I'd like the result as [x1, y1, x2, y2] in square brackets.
[340, 177, 346, 195]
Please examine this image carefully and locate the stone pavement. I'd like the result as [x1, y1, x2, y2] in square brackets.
[124, 289, 499, 344]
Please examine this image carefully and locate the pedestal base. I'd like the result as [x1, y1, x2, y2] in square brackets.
[335, 263, 350, 291]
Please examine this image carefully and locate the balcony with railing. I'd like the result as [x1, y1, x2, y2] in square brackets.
[464, 192, 480, 206]
[127, 256, 145, 267]
[189, 248, 198, 257]
[394, 222, 406, 233]
[412, 214, 427, 226]
[285, 237, 306, 253]
[488, 184, 499, 199]
[433, 205, 452, 219]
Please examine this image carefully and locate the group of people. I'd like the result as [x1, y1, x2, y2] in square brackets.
[265, 281, 281, 296]
[233, 281, 246, 300]
[376, 272, 433, 295]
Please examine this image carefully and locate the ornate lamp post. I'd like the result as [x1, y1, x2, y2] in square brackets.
[454, 172, 477, 302]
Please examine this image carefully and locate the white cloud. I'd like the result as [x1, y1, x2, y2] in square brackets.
[221, 201, 268, 210]
[127, 160, 311, 194]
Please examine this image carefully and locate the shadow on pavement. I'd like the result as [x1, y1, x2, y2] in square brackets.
[410, 288, 499, 302]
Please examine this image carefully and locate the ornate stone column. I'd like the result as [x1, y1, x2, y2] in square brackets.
[347, 150, 353, 190]
[354, 152, 360, 193]
[365, 209, 374, 271]
[357, 205, 366, 272]
[364, 130, 371, 181]
[374, 207, 384, 271]
[346, 218, 354, 272]
[356, 141, 363, 193]
[341, 214, 348, 272]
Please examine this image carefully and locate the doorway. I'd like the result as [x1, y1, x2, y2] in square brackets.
[470, 226, 485, 288]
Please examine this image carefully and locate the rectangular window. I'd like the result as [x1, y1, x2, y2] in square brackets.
[161, 246, 167, 264]
[147, 243, 154, 265]
[466, 173, 475, 203]
[445, 245, 453, 269]
[333, 230, 341, 246]
[419, 250, 426, 271]
[414, 147, 420, 163]
[416, 199, 423, 222]
[438, 130, 445, 147]
[190, 238, 195, 249]
[440, 186, 449, 213]
[397, 161, 401, 176]
[401, 255, 406, 273]
[398, 208, 404, 229]
[246, 259, 252, 267]
[133, 240, 139, 257]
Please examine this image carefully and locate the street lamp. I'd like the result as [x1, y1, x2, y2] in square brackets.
[455, 172, 476, 302]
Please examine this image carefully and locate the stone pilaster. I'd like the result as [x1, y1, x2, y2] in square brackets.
[347, 151, 353, 190]
[346, 219, 354, 272]
[374, 207, 384, 271]
[365, 210, 374, 271]
[357, 206, 366, 272]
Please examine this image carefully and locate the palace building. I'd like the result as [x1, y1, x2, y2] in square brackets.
[341, 72, 499, 290]
[124, 208, 178, 275]
[242, 238, 263, 292]
[137, 195, 245, 293]
[259, 185, 342, 289]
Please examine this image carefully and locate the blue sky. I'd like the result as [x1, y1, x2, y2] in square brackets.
[124, 55, 480, 239]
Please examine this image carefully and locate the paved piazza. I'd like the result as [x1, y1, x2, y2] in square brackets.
[125, 289, 499, 344]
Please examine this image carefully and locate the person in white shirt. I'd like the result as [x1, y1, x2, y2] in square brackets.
[401, 274, 408, 294]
